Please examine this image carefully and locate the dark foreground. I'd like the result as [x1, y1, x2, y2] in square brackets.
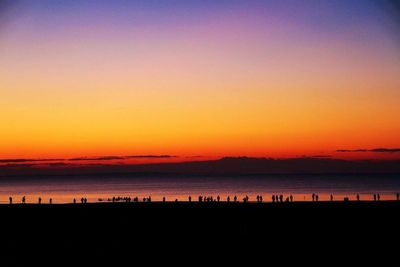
[1, 201, 400, 264]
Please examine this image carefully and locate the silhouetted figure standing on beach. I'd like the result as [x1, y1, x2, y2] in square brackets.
[163, 197, 166, 203]
[279, 195, 283, 203]
[316, 194, 319, 202]
[377, 194, 380, 201]
[330, 194, 333, 201]
[227, 196, 230, 202]
[217, 195, 220, 202]
[188, 196, 192, 202]
[290, 195, 293, 202]
[9, 197, 12, 204]
[272, 195, 275, 203]
[312, 193, 315, 202]
[49, 198, 52, 204]
[374, 194, 376, 201]
[260, 195, 263, 202]
[357, 194, 360, 201]
[397, 193, 399, 201]
[22, 196, 26, 204]
[38, 197, 42, 204]
[234, 196, 237, 203]
[73, 198, 76, 204]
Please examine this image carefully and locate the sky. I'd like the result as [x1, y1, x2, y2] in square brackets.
[0, 0, 400, 163]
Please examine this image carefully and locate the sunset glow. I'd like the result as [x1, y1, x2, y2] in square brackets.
[1, 0, 399, 162]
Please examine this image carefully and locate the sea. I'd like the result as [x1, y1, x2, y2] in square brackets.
[1, 174, 399, 203]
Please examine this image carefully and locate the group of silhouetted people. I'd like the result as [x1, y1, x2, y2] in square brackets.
[6, 192, 400, 204]
[272, 194, 293, 203]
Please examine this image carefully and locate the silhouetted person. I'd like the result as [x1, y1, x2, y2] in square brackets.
[260, 195, 263, 202]
[227, 196, 230, 202]
[163, 196, 166, 203]
[22, 196, 26, 204]
[73, 198, 76, 204]
[279, 195, 283, 203]
[397, 193, 399, 201]
[374, 194, 376, 201]
[290, 195, 293, 202]
[9, 197, 12, 204]
[312, 193, 315, 202]
[199, 196, 202, 202]
[330, 194, 333, 201]
[272, 195, 275, 203]
[285, 197, 289, 202]
[188, 196, 192, 202]
[84, 198, 87, 204]
[38, 197, 42, 204]
[81, 197, 84, 204]
[377, 194, 380, 201]
[315, 195, 319, 202]
[217, 195, 220, 202]
[357, 194, 360, 201]
[234, 196, 237, 203]
[49, 198, 52, 204]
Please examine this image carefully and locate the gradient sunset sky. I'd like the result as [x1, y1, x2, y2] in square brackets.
[1, 0, 399, 162]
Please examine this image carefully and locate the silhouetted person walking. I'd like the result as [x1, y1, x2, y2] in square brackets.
[330, 194, 333, 201]
[290, 195, 293, 202]
[163, 197, 166, 203]
[374, 194, 376, 201]
[312, 193, 315, 202]
[49, 198, 52, 204]
[234, 196, 237, 203]
[227, 196, 230, 202]
[315, 194, 319, 202]
[377, 194, 380, 201]
[217, 195, 220, 202]
[22, 196, 26, 204]
[73, 198, 76, 204]
[38, 197, 42, 204]
[279, 195, 283, 203]
[357, 194, 360, 201]
[188, 196, 192, 202]
[9, 197, 12, 204]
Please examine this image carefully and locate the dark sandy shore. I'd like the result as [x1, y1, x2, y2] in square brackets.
[1, 201, 399, 263]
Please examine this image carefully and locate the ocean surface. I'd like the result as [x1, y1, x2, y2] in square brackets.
[1, 174, 400, 203]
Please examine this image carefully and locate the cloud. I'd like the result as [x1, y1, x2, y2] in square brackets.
[0, 158, 63, 163]
[125, 155, 176, 159]
[337, 148, 400, 153]
[69, 156, 125, 161]
[68, 155, 177, 161]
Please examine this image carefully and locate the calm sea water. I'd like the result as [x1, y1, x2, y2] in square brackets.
[1, 174, 399, 203]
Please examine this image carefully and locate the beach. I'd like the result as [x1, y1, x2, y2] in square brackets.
[1, 200, 399, 262]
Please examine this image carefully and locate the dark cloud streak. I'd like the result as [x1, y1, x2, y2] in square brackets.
[0, 158, 64, 163]
[69, 155, 176, 161]
[337, 148, 400, 153]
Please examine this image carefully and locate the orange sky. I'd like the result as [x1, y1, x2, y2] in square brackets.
[0, 1, 399, 161]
